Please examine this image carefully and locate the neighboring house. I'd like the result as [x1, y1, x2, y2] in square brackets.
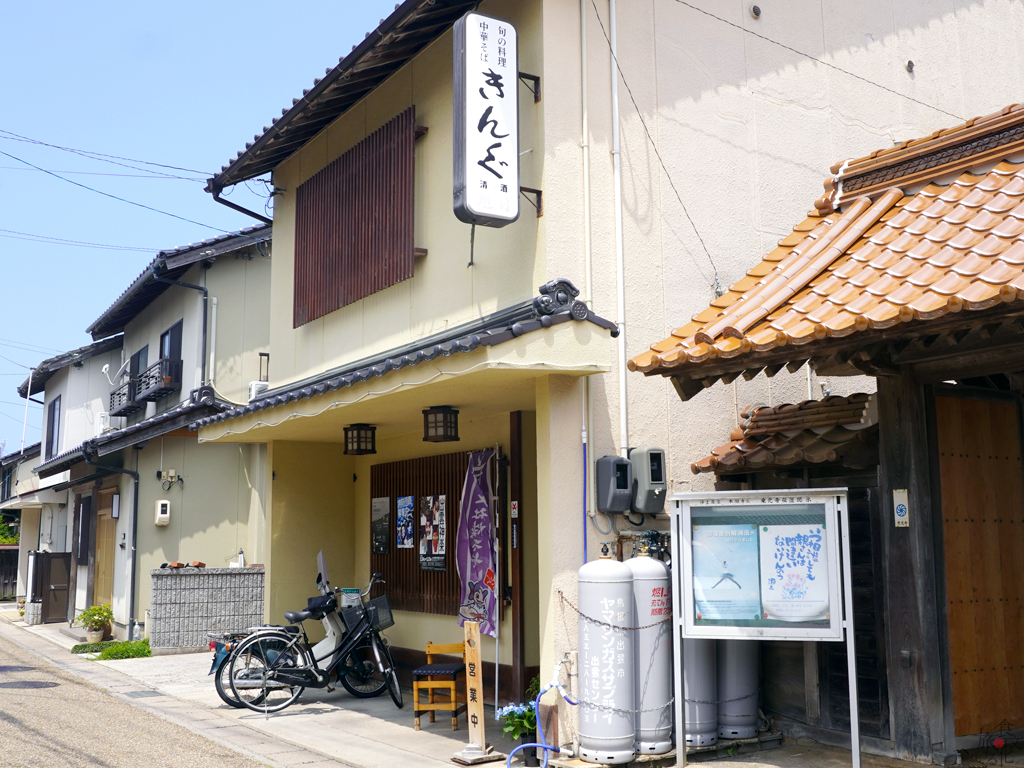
[632, 104, 1024, 762]
[191, 0, 1024, 720]
[29, 226, 272, 638]
[0, 442, 42, 601]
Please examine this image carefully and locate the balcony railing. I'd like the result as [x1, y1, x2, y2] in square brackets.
[136, 358, 183, 402]
[110, 379, 143, 418]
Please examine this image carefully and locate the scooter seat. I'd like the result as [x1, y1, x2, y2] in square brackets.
[284, 609, 313, 624]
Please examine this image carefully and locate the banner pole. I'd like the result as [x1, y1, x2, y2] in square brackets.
[839, 494, 861, 768]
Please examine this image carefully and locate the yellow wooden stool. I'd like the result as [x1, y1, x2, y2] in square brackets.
[412, 641, 467, 730]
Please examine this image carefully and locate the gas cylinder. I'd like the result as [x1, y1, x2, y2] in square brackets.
[578, 546, 636, 765]
[625, 551, 673, 755]
[717, 639, 759, 739]
[683, 637, 718, 746]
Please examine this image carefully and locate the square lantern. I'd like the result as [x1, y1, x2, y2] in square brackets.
[344, 424, 377, 455]
[423, 406, 459, 442]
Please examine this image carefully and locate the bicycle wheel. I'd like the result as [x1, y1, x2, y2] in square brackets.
[228, 631, 309, 713]
[214, 653, 266, 708]
[378, 637, 403, 709]
[338, 638, 388, 698]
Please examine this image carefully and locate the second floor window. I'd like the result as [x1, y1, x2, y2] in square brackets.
[45, 396, 61, 460]
[0, 464, 12, 501]
[129, 345, 149, 381]
[160, 320, 182, 362]
[293, 106, 416, 328]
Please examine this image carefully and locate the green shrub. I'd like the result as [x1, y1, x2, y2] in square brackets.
[71, 640, 118, 654]
[97, 639, 151, 660]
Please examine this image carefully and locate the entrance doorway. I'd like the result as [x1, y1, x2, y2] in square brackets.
[936, 393, 1024, 736]
[38, 552, 71, 623]
[94, 491, 116, 607]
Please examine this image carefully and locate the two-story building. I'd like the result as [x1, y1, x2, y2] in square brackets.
[28, 225, 272, 638]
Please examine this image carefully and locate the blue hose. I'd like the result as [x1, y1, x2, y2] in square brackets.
[506, 684, 578, 768]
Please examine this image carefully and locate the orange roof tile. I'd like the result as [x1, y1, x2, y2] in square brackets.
[690, 394, 878, 474]
[630, 156, 1024, 379]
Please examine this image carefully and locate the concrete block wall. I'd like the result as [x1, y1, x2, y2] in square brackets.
[149, 566, 264, 652]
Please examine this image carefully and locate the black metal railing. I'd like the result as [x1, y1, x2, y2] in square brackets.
[136, 358, 183, 402]
[110, 379, 143, 417]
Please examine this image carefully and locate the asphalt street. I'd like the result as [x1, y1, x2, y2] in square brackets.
[0, 633, 266, 768]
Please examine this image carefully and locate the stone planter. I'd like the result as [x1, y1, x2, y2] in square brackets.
[23, 602, 42, 626]
[84, 628, 104, 643]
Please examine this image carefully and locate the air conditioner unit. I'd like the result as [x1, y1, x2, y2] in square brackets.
[248, 381, 270, 402]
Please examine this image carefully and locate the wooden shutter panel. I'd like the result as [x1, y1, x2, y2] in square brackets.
[294, 106, 416, 327]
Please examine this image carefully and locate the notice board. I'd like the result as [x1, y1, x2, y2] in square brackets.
[672, 489, 847, 641]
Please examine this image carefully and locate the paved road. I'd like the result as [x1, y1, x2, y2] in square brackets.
[0, 634, 266, 768]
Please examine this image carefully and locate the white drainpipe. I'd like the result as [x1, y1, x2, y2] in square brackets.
[609, 0, 628, 457]
[209, 297, 218, 385]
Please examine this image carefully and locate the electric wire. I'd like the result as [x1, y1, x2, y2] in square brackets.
[0, 337, 63, 354]
[0, 400, 40, 409]
[0, 228, 156, 252]
[672, 0, 963, 122]
[0, 166, 205, 181]
[589, 0, 721, 293]
[0, 354, 31, 369]
[0, 410, 39, 427]
[0, 129, 212, 177]
[0, 150, 229, 233]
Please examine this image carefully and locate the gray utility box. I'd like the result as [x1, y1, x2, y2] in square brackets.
[595, 455, 633, 513]
[629, 446, 667, 514]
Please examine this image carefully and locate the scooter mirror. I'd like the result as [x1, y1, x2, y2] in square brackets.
[372, 572, 384, 580]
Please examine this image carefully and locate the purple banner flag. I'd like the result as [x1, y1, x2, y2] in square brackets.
[456, 449, 497, 637]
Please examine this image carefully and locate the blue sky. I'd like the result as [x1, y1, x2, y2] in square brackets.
[0, 0, 399, 452]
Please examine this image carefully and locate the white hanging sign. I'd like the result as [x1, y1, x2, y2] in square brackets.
[893, 488, 909, 528]
[453, 11, 520, 227]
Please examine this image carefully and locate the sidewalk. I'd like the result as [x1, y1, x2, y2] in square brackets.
[0, 612, 923, 768]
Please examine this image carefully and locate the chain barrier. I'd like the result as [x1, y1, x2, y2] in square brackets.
[557, 590, 672, 632]
[577, 696, 675, 715]
[684, 689, 759, 705]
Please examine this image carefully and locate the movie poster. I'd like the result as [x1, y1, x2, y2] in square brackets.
[371, 497, 390, 555]
[419, 495, 447, 571]
[396, 495, 415, 549]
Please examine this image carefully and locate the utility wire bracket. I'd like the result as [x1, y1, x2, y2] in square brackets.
[518, 71, 541, 103]
[520, 187, 543, 217]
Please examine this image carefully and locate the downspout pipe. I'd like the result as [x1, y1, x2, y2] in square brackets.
[210, 187, 272, 226]
[151, 268, 208, 387]
[84, 445, 140, 635]
[609, 0, 629, 458]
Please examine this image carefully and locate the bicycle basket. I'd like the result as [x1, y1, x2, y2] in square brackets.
[341, 595, 394, 632]
[368, 595, 394, 631]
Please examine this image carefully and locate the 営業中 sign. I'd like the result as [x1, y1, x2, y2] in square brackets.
[453, 11, 519, 227]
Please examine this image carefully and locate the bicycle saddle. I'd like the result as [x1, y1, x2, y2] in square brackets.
[284, 609, 313, 624]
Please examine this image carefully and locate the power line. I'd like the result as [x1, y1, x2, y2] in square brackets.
[0, 166, 205, 181]
[0, 150, 229, 233]
[0, 353, 31, 369]
[0, 228, 156, 252]
[0, 337, 63, 354]
[672, 0, 963, 122]
[0, 129, 212, 177]
[590, 0, 721, 291]
[0, 400, 40, 409]
[0, 410, 40, 427]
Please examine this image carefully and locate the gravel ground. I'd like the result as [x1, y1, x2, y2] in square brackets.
[0, 634, 267, 768]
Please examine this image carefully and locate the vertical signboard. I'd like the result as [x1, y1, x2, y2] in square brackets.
[453, 12, 520, 227]
[893, 488, 909, 528]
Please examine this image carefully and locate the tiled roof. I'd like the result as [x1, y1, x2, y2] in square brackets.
[691, 394, 877, 474]
[192, 279, 619, 431]
[17, 336, 123, 398]
[208, 0, 477, 191]
[630, 161, 1024, 379]
[34, 444, 89, 478]
[819, 104, 1024, 215]
[87, 225, 270, 340]
[0, 442, 40, 467]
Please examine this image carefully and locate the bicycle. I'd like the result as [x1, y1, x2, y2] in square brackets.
[228, 572, 403, 714]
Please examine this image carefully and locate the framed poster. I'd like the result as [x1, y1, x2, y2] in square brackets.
[672, 489, 846, 641]
[371, 497, 390, 555]
[419, 495, 447, 571]
[396, 495, 415, 549]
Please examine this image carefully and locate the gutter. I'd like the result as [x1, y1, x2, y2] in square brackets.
[151, 265, 209, 387]
[83, 445, 141, 637]
[210, 190, 272, 226]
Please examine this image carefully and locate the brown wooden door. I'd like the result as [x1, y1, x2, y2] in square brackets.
[937, 394, 1024, 736]
[94, 501, 115, 609]
[40, 552, 71, 623]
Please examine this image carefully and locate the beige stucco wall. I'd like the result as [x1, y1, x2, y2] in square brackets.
[120, 436, 264, 626]
[268, 0, 547, 392]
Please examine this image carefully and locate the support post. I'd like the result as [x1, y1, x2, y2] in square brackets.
[453, 621, 504, 764]
[877, 371, 944, 761]
[839, 494, 862, 768]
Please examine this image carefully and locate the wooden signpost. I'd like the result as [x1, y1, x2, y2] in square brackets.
[452, 621, 504, 765]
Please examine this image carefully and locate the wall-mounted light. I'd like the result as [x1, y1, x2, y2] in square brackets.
[422, 406, 459, 443]
[344, 424, 377, 455]
[111, 493, 120, 520]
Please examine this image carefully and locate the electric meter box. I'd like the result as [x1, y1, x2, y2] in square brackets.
[155, 500, 171, 526]
[629, 446, 667, 514]
[596, 455, 633, 513]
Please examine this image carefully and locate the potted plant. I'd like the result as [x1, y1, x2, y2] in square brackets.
[499, 677, 542, 767]
[73, 603, 114, 643]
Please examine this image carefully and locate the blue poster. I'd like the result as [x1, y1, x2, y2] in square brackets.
[396, 495, 415, 549]
[691, 524, 760, 621]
